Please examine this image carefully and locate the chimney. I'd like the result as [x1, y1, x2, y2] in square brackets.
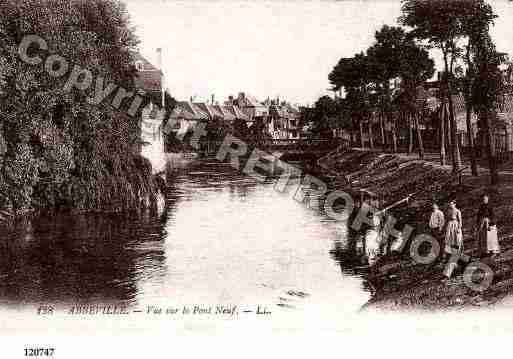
[156, 48, 164, 108]
[211, 94, 215, 105]
[156, 48, 163, 71]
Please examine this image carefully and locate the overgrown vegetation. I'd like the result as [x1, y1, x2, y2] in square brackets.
[0, 0, 162, 214]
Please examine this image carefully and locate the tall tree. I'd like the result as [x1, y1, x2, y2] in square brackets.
[457, 0, 497, 176]
[329, 53, 374, 148]
[366, 25, 406, 151]
[400, 0, 466, 172]
[365, 25, 433, 155]
[398, 41, 435, 159]
[471, 27, 505, 185]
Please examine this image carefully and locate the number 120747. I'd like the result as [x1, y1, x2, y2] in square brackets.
[24, 348, 55, 357]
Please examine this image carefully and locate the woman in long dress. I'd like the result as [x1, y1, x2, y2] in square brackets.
[445, 200, 463, 256]
[475, 194, 494, 257]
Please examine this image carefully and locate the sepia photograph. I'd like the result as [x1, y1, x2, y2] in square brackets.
[1, 0, 513, 357]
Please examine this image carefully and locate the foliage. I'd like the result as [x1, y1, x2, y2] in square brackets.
[0, 0, 161, 211]
[327, 24, 434, 146]
[299, 95, 342, 138]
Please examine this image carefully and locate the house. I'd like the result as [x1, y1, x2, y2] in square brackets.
[195, 103, 224, 121]
[269, 102, 301, 139]
[133, 51, 167, 173]
[133, 52, 163, 95]
[452, 94, 478, 137]
[225, 92, 270, 132]
[168, 101, 208, 135]
[133, 52, 163, 142]
[213, 105, 237, 123]
[441, 93, 513, 154]
[500, 61, 513, 88]
[494, 94, 513, 152]
[234, 92, 269, 123]
[225, 104, 251, 123]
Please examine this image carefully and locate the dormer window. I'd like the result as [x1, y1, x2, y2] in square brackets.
[135, 61, 144, 71]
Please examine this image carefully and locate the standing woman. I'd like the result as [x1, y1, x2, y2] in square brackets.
[445, 200, 463, 257]
[475, 194, 494, 257]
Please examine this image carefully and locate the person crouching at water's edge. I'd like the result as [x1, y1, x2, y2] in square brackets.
[365, 212, 382, 267]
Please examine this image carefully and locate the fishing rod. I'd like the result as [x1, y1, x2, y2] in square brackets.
[409, 165, 469, 200]
[376, 166, 469, 215]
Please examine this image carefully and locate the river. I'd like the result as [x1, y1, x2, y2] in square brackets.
[0, 157, 372, 333]
[3, 158, 513, 342]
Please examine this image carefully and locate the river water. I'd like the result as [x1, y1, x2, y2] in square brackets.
[4, 158, 513, 340]
[0, 158, 373, 333]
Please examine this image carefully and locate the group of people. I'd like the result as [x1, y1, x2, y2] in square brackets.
[429, 194, 500, 262]
[363, 194, 500, 269]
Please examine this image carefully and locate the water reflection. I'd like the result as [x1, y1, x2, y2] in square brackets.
[0, 157, 370, 319]
[0, 210, 168, 308]
[330, 230, 376, 295]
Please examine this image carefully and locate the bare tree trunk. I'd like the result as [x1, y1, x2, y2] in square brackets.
[465, 103, 478, 176]
[464, 42, 478, 176]
[392, 122, 398, 153]
[447, 95, 462, 173]
[443, 51, 462, 173]
[359, 121, 364, 148]
[380, 111, 386, 151]
[408, 113, 414, 155]
[440, 104, 447, 166]
[415, 112, 424, 160]
[368, 120, 374, 149]
[445, 104, 452, 159]
[483, 111, 499, 185]
[389, 113, 397, 153]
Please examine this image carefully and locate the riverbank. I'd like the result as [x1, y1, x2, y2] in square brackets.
[318, 148, 513, 311]
[0, 153, 166, 225]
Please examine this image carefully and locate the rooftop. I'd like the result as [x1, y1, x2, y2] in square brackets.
[133, 53, 163, 93]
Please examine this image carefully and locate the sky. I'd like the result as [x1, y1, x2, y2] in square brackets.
[125, 0, 513, 106]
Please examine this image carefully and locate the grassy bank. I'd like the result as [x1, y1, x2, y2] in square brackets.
[319, 149, 513, 310]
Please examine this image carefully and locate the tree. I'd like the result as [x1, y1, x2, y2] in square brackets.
[398, 41, 435, 159]
[400, 0, 467, 172]
[471, 31, 505, 185]
[329, 53, 374, 148]
[363, 25, 434, 156]
[0, 0, 162, 211]
[309, 95, 340, 139]
[366, 26, 406, 151]
[454, 0, 497, 177]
